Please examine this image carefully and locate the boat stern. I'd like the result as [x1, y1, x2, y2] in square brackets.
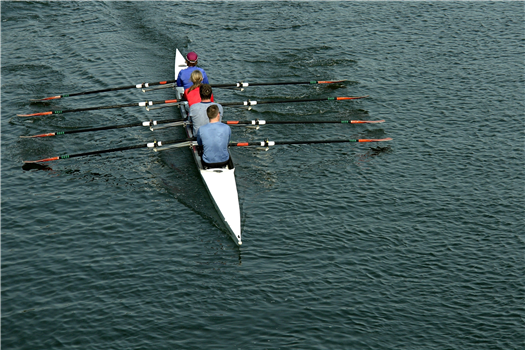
[200, 168, 242, 246]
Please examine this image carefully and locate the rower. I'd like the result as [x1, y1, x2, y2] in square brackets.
[189, 84, 223, 135]
[184, 70, 214, 107]
[197, 104, 232, 170]
[176, 51, 209, 90]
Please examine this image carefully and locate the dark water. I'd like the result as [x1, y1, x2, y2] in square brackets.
[2, 2, 523, 349]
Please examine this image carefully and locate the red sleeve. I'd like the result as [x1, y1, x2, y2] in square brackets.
[186, 88, 201, 107]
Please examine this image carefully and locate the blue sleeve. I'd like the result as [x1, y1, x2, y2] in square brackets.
[197, 129, 202, 145]
[202, 70, 209, 84]
[176, 71, 183, 87]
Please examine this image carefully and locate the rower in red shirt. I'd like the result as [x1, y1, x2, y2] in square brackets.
[184, 70, 214, 107]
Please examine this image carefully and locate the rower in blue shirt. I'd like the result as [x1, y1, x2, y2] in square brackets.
[197, 104, 232, 169]
[176, 51, 209, 90]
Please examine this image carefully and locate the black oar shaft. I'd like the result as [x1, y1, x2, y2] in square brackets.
[66, 122, 143, 134]
[65, 85, 138, 98]
[21, 118, 187, 138]
[221, 96, 367, 107]
[33, 80, 178, 101]
[17, 99, 180, 117]
[230, 138, 392, 147]
[69, 144, 146, 158]
[212, 80, 346, 88]
[65, 80, 176, 97]
[58, 102, 140, 114]
[23, 137, 195, 163]
[226, 119, 384, 125]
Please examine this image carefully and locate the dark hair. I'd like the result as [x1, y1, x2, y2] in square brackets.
[206, 104, 220, 120]
[199, 84, 213, 99]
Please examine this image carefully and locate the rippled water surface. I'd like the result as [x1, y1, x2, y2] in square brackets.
[2, 2, 523, 349]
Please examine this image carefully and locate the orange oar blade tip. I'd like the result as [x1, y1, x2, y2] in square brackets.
[318, 80, 346, 84]
[336, 96, 368, 100]
[350, 120, 385, 124]
[30, 96, 61, 102]
[41, 95, 62, 101]
[20, 133, 56, 138]
[23, 156, 59, 164]
[371, 137, 392, 142]
[17, 111, 53, 117]
[358, 138, 393, 142]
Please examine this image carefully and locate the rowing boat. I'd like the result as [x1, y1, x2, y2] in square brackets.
[20, 53, 391, 245]
[174, 49, 242, 246]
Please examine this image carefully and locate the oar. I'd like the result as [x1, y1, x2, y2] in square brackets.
[141, 79, 348, 92]
[17, 98, 183, 117]
[221, 96, 368, 107]
[212, 79, 347, 89]
[230, 137, 392, 147]
[20, 118, 187, 138]
[23, 137, 195, 163]
[33, 79, 347, 101]
[18, 95, 367, 117]
[23, 136, 392, 163]
[30, 80, 178, 102]
[226, 119, 384, 126]
[21, 117, 384, 139]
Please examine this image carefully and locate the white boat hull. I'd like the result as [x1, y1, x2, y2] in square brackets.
[174, 49, 242, 245]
